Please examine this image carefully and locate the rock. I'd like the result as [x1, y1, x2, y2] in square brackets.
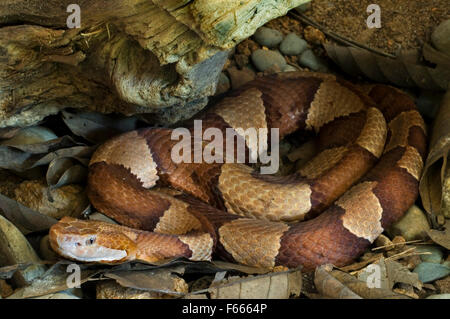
[14, 180, 88, 219]
[282, 64, 299, 72]
[215, 72, 231, 95]
[413, 262, 450, 283]
[388, 205, 430, 241]
[0, 215, 47, 287]
[431, 19, 450, 54]
[39, 235, 59, 262]
[426, 294, 450, 299]
[227, 67, 256, 90]
[279, 33, 308, 56]
[253, 27, 283, 48]
[298, 49, 326, 71]
[415, 245, 444, 264]
[251, 49, 287, 72]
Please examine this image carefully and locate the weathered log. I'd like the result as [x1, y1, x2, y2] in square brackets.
[0, 0, 308, 128]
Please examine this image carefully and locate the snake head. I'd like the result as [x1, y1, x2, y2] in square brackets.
[49, 217, 138, 264]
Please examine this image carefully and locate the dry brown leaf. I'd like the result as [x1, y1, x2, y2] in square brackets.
[314, 264, 362, 299]
[423, 43, 450, 70]
[324, 43, 450, 91]
[315, 264, 411, 299]
[7, 262, 100, 299]
[104, 266, 188, 296]
[339, 253, 384, 272]
[427, 220, 450, 250]
[62, 110, 139, 144]
[357, 258, 422, 291]
[420, 90, 450, 215]
[0, 263, 31, 280]
[211, 260, 273, 275]
[202, 267, 302, 299]
[0, 192, 58, 234]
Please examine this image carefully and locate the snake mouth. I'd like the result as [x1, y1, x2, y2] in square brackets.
[53, 233, 128, 263]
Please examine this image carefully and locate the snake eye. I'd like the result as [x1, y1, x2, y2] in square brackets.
[86, 237, 96, 245]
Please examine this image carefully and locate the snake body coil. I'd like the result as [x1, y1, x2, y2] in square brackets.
[49, 72, 427, 271]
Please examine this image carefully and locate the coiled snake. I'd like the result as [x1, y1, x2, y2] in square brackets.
[49, 72, 427, 271]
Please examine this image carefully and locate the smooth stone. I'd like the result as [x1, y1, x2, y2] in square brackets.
[413, 262, 450, 283]
[388, 205, 430, 241]
[253, 27, 283, 48]
[298, 49, 326, 71]
[282, 64, 298, 72]
[426, 294, 450, 299]
[251, 49, 286, 72]
[0, 215, 47, 287]
[415, 245, 444, 264]
[431, 19, 450, 54]
[279, 33, 308, 56]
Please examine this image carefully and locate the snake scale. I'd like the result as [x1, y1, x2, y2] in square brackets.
[49, 72, 427, 271]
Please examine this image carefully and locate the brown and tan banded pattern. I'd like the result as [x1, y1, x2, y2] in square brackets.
[49, 72, 427, 272]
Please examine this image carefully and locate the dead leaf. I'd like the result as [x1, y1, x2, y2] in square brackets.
[423, 43, 450, 70]
[7, 262, 101, 299]
[62, 110, 139, 144]
[324, 44, 450, 90]
[0, 135, 93, 172]
[211, 260, 273, 275]
[0, 263, 31, 279]
[0, 192, 57, 234]
[201, 267, 302, 299]
[427, 220, 450, 249]
[314, 264, 362, 299]
[357, 258, 422, 291]
[104, 266, 188, 296]
[420, 90, 450, 215]
[46, 157, 88, 190]
[315, 264, 410, 299]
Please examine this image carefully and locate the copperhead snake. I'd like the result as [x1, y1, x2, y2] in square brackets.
[49, 72, 427, 271]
